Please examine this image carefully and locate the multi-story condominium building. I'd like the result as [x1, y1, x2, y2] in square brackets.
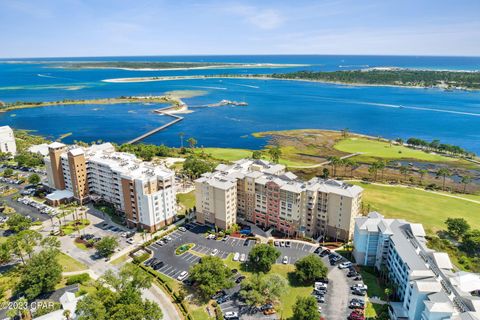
[195, 159, 363, 241]
[45, 142, 176, 232]
[353, 212, 480, 320]
[0, 126, 17, 155]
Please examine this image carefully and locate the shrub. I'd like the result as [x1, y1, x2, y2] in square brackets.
[66, 273, 91, 285]
[133, 252, 151, 264]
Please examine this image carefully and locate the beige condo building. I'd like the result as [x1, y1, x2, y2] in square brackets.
[195, 159, 362, 241]
[45, 142, 176, 232]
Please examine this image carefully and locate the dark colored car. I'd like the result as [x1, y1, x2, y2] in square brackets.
[244, 240, 250, 246]
[235, 275, 246, 283]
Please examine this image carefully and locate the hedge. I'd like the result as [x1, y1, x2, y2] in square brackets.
[66, 273, 91, 285]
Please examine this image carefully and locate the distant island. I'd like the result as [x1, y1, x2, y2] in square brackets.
[55, 61, 307, 71]
[102, 68, 480, 90]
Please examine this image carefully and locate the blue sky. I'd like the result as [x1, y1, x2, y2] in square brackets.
[1, 0, 479, 58]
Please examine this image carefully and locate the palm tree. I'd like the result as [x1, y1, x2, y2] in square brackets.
[187, 137, 197, 149]
[461, 175, 472, 193]
[341, 128, 349, 138]
[328, 156, 340, 177]
[418, 169, 428, 185]
[348, 160, 358, 177]
[63, 309, 71, 320]
[399, 165, 409, 182]
[436, 168, 451, 190]
[179, 132, 185, 148]
[375, 160, 386, 181]
[368, 163, 380, 181]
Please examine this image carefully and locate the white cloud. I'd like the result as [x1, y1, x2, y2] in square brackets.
[224, 4, 284, 30]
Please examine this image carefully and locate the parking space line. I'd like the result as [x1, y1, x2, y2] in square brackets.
[162, 265, 174, 274]
[158, 265, 170, 272]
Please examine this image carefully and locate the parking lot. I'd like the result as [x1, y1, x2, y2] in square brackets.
[147, 223, 367, 320]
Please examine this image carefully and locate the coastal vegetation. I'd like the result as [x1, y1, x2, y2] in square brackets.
[102, 69, 480, 90]
[55, 61, 303, 70]
[0, 95, 183, 112]
[259, 69, 480, 90]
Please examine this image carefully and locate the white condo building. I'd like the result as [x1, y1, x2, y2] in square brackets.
[195, 159, 363, 241]
[353, 212, 480, 320]
[0, 126, 17, 155]
[45, 142, 176, 232]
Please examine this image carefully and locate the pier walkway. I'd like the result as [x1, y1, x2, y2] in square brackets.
[125, 106, 184, 144]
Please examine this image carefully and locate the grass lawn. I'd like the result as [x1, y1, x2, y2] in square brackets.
[335, 137, 470, 165]
[358, 267, 386, 299]
[197, 147, 317, 167]
[190, 307, 214, 320]
[365, 302, 388, 319]
[57, 252, 88, 272]
[197, 148, 253, 161]
[111, 253, 131, 266]
[351, 182, 480, 232]
[61, 219, 90, 235]
[177, 191, 196, 211]
[74, 240, 90, 251]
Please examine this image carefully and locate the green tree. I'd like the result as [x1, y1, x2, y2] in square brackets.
[8, 229, 42, 264]
[14, 151, 44, 167]
[291, 296, 320, 320]
[328, 156, 340, 176]
[239, 273, 287, 306]
[182, 156, 215, 179]
[321, 167, 329, 179]
[3, 167, 14, 177]
[16, 249, 62, 300]
[189, 256, 234, 300]
[247, 244, 280, 273]
[187, 137, 197, 149]
[252, 150, 262, 159]
[76, 263, 162, 320]
[41, 236, 61, 249]
[28, 173, 41, 185]
[461, 230, 480, 255]
[461, 175, 472, 193]
[368, 163, 379, 181]
[294, 254, 328, 284]
[399, 165, 410, 182]
[436, 168, 451, 191]
[6, 212, 32, 232]
[268, 146, 282, 164]
[445, 218, 470, 240]
[418, 169, 428, 185]
[95, 236, 118, 257]
[0, 242, 12, 264]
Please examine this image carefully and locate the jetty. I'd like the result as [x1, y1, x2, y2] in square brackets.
[125, 106, 184, 145]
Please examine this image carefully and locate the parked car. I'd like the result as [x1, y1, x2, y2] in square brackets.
[178, 227, 186, 232]
[177, 271, 189, 281]
[285, 241, 291, 247]
[211, 248, 219, 256]
[339, 261, 353, 269]
[233, 252, 240, 261]
[222, 235, 229, 241]
[274, 241, 279, 246]
[282, 256, 288, 264]
[239, 253, 246, 262]
[235, 275, 246, 284]
[224, 311, 238, 319]
[243, 239, 250, 246]
[152, 261, 165, 270]
[280, 241, 285, 247]
[212, 290, 226, 300]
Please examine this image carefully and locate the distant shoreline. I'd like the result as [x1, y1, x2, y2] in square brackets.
[101, 74, 477, 91]
[0, 95, 185, 113]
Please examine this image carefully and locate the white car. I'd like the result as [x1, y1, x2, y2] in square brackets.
[339, 262, 353, 269]
[282, 256, 288, 264]
[239, 253, 246, 262]
[224, 311, 238, 319]
[280, 241, 285, 247]
[178, 227, 186, 232]
[315, 282, 327, 289]
[177, 271, 189, 281]
[352, 284, 368, 291]
[126, 239, 135, 245]
[211, 248, 219, 256]
[233, 252, 240, 261]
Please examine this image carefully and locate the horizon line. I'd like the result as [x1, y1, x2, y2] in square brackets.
[1, 53, 480, 60]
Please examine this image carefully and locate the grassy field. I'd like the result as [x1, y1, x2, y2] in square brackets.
[177, 191, 196, 211]
[61, 219, 90, 235]
[198, 147, 317, 167]
[335, 137, 470, 165]
[351, 182, 480, 232]
[110, 253, 131, 266]
[57, 252, 88, 272]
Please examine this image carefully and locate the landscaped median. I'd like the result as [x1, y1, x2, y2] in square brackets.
[176, 243, 195, 255]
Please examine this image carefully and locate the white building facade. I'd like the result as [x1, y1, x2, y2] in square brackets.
[353, 212, 480, 320]
[0, 126, 17, 155]
[45, 142, 176, 232]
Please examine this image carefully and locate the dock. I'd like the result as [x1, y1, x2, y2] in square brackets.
[125, 106, 184, 145]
